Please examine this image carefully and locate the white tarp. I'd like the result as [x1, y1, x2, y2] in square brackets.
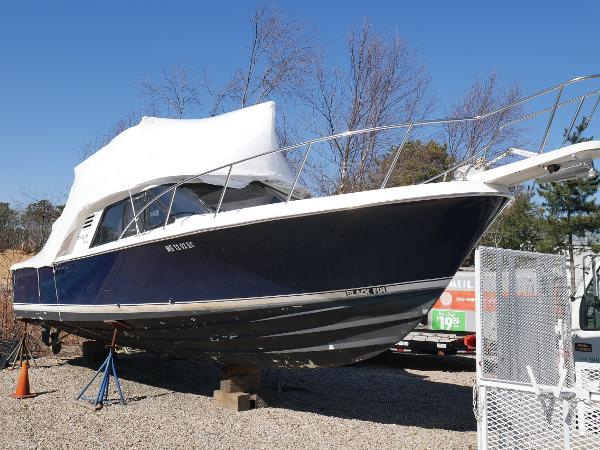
[13, 101, 302, 269]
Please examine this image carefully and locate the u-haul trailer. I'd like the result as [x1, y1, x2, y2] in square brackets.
[392, 254, 600, 360]
[391, 268, 477, 356]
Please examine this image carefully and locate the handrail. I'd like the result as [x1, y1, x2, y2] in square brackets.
[118, 74, 600, 240]
[424, 87, 600, 183]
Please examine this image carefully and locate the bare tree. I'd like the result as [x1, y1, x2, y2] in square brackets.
[444, 73, 522, 162]
[79, 109, 141, 160]
[141, 65, 200, 118]
[303, 21, 432, 194]
[204, 4, 318, 115]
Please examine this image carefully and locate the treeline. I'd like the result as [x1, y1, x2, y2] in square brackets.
[0, 200, 62, 254]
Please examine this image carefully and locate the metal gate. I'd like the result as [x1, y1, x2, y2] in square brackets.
[475, 247, 600, 449]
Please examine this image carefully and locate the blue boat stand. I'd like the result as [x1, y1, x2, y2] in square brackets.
[76, 329, 125, 406]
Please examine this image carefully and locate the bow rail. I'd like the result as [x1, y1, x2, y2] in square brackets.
[118, 74, 600, 241]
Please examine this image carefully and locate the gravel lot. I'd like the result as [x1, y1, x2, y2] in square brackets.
[0, 350, 476, 449]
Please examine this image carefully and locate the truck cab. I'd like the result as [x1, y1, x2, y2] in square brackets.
[572, 254, 600, 364]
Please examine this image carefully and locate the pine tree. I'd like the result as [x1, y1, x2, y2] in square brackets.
[480, 187, 543, 251]
[537, 117, 600, 294]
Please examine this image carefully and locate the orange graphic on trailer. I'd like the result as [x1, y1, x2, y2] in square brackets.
[432, 273, 476, 311]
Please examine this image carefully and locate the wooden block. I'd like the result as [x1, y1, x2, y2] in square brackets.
[213, 389, 226, 405]
[249, 393, 267, 409]
[220, 379, 244, 394]
[213, 389, 251, 412]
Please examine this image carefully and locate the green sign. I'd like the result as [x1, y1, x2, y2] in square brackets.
[432, 310, 466, 332]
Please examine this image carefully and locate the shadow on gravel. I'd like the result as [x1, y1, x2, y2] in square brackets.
[67, 353, 221, 397]
[262, 355, 476, 430]
[372, 352, 476, 372]
[67, 352, 475, 431]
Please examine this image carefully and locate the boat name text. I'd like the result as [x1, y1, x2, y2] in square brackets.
[346, 286, 387, 297]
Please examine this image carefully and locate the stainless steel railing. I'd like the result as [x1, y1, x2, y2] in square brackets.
[118, 74, 600, 240]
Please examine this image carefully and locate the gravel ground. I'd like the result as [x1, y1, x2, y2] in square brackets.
[0, 349, 476, 449]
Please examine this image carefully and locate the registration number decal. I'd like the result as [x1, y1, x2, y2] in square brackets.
[165, 241, 195, 252]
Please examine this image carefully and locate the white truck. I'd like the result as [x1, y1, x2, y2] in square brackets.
[572, 254, 600, 364]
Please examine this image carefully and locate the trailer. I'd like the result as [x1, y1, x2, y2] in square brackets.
[390, 269, 477, 355]
[393, 254, 600, 361]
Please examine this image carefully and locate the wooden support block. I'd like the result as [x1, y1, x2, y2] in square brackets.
[220, 365, 261, 392]
[213, 390, 251, 412]
[249, 393, 267, 409]
[220, 378, 261, 394]
[214, 365, 262, 411]
[220, 379, 244, 393]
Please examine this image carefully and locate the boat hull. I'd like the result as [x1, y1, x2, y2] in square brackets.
[13, 193, 508, 367]
[30, 283, 446, 367]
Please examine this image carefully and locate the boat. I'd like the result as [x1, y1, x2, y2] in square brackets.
[11, 75, 600, 368]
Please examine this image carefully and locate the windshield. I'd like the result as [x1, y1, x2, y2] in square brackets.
[147, 186, 209, 226]
[184, 181, 286, 212]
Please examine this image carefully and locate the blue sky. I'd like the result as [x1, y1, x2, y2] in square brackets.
[1, 1, 599, 206]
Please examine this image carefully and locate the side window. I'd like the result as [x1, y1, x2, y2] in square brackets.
[122, 193, 146, 237]
[170, 187, 211, 217]
[581, 270, 600, 331]
[92, 202, 125, 246]
[91, 194, 145, 246]
[147, 199, 168, 229]
[91, 186, 211, 247]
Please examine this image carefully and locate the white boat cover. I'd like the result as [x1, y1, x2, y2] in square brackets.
[14, 101, 303, 269]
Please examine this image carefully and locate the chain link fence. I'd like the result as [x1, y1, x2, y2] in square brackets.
[476, 247, 600, 449]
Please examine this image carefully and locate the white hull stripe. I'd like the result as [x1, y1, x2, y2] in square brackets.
[13, 277, 451, 316]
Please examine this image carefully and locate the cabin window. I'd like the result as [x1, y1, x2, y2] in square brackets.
[91, 186, 211, 247]
[184, 181, 286, 212]
[121, 193, 146, 238]
[146, 188, 169, 230]
[146, 186, 210, 229]
[92, 202, 126, 246]
[147, 200, 168, 229]
[90, 181, 289, 248]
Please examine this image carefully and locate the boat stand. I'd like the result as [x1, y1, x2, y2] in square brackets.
[213, 365, 263, 411]
[7, 324, 38, 370]
[76, 329, 125, 407]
